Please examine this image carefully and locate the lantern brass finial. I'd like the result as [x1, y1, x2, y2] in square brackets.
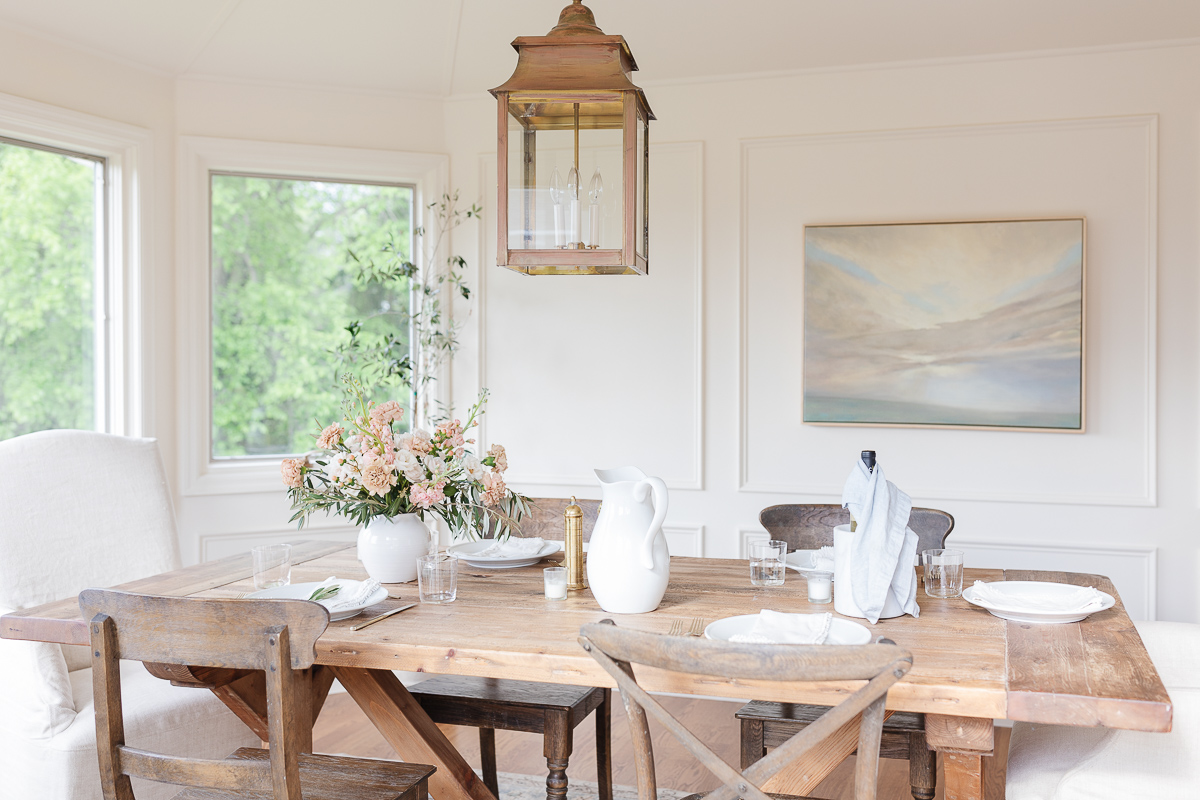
[549, 0, 603, 36]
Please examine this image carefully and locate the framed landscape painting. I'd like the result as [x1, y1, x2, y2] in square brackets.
[803, 218, 1085, 432]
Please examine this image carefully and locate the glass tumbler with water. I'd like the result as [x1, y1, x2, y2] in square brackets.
[750, 540, 787, 586]
[418, 553, 458, 604]
[921, 549, 964, 598]
[252, 544, 292, 590]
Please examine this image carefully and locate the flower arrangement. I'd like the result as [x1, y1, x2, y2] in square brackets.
[282, 379, 529, 539]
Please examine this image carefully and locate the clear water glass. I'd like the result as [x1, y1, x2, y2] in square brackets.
[418, 553, 458, 604]
[922, 549, 965, 598]
[750, 540, 786, 586]
[252, 544, 292, 590]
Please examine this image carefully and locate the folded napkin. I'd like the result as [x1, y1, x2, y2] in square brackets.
[312, 577, 382, 611]
[841, 458, 920, 623]
[810, 546, 835, 572]
[969, 581, 1106, 614]
[729, 610, 832, 644]
[475, 536, 547, 558]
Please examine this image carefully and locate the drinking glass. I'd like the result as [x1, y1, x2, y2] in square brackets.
[418, 553, 458, 604]
[543, 566, 568, 600]
[750, 540, 786, 586]
[252, 544, 291, 590]
[806, 570, 833, 604]
[922, 549, 964, 598]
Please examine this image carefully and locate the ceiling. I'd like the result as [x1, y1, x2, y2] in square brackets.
[1, 0, 1198, 98]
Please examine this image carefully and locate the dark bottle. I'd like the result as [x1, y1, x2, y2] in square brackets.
[850, 451, 877, 532]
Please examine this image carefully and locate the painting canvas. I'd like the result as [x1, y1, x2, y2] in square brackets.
[803, 218, 1084, 431]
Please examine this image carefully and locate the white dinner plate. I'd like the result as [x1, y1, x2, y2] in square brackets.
[704, 614, 871, 645]
[962, 581, 1116, 624]
[247, 580, 389, 622]
[448, 540, 560, 569]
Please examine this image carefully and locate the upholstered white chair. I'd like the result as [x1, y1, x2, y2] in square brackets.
[1006, 619, 1200, 799]
[0, 429, 259, 800]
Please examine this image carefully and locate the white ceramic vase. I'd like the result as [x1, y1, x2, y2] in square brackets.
[357, 513, 431, 583]
[832, 524, 905, 620]
[587, 466, 670, 614]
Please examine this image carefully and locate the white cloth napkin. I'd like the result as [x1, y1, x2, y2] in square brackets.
[841, 458, 920, 623]
[810, 546, 835, 572]
[729, 610, 832, 644]
[475, 536, 547, 558]
[311, 577, 382, 611]
[969, 581, 1106, 613]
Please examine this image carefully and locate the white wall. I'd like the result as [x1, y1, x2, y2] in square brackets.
[446, 42, 1200, 623]
[2, 22, 1196, 623]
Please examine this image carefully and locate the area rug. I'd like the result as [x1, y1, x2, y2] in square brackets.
[490, 771, 690, 800]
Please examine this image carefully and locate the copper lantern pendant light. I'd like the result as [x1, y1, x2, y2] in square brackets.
[491, 0, 654, 275]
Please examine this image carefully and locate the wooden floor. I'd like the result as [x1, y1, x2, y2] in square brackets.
[313, 691, 1008, 800]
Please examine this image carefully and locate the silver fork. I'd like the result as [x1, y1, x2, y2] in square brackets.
[667, 618, 686, 636]
[687, 617, 706, 637]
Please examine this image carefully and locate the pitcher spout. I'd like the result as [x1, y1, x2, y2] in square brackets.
[594, 466, 647, 484]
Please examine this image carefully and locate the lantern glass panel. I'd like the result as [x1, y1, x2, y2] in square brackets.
[635, 107, 647, 259]
[505, 95, 625, 252]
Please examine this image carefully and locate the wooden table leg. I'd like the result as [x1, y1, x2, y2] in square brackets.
[925, 714, 995, 800]
[333, 666, 497, 800]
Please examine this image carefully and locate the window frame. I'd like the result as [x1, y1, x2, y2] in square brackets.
[0, 91, 152, 438]
[177, 136, 447, 496]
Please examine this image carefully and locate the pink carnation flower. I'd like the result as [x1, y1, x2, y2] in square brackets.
[280, 457, 306, 488]
[359, 454, 397, 497]
[410, 480, 447, 509]
[482, 471, 506, 506]
[316, 423, 343, 450]
[370, 400, 404, 426]
[487, 444, 508, 474]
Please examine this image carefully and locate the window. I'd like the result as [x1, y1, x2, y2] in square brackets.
[0, 137, 105, 438]
[178, 137, 446, 495]
[209, 174, 413, 458]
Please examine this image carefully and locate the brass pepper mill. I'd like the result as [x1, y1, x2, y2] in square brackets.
[564, 496, 587, 590]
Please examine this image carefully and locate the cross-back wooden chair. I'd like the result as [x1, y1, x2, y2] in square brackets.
[579, 620, 912, 800]
[738, 504, 954, 800]
[79, 589, 436, 800]
[409, 497, 611, 800]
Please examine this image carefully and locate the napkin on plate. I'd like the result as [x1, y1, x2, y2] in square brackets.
[810, 546, 835, 572]
[475, 536, 547, 558]
[969, 581, 1106, 614]
[841, 458, 920, 623]
[729, 610, 832, 644]
[312, 577, 382, 611]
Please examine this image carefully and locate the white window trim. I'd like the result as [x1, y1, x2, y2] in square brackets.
[177, 136, 448, 497]
[0, 91, 152, 437]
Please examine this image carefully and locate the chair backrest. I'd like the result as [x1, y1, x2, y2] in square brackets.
[759, 504, 954, 554]
[0, 430, 181, 613]
[516, 497, 602, 542]
[79, 589, 329, 800]
[579, 621, 911, 800]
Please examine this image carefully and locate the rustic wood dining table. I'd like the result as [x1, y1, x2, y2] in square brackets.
[0, 540, 1172, 800]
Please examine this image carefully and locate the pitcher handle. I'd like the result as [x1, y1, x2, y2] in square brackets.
[632, 476, 669, 570]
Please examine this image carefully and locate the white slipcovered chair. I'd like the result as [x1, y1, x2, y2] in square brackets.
[1006, 619, 1200, 799]
[0, 429, 259, 800]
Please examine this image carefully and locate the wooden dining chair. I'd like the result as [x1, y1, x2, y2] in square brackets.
[79, 588, 436, 800]
[579, 620, 912, 800]
[736, 503, 954, 800]
[408, 497, 612, 800]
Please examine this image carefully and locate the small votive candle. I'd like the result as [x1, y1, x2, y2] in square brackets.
[807, 571, 833, 604]
[544, 567, 568, 600]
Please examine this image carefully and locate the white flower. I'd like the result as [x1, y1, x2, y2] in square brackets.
[422, 454, 448, 476]
[395, 449, 426, 482]
[461, 454, 486, 481]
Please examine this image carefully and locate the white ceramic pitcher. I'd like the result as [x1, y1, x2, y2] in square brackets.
[587, 466, 670, 614]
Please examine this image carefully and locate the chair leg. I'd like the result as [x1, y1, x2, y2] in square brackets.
[740, 718, 766, 770]
[479, 727, 499, 798]
[596, 689, 613, 800]
[908, 730, 936, 800]
[544, 710, 574, 800]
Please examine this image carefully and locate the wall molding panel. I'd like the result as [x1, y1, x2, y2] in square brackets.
[478, 141, 707, 491]
[738, 115, 1158, 508]
[665, 524, 706, 558]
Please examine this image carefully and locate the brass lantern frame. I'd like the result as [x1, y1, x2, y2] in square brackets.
[491, 1, 654, 275]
